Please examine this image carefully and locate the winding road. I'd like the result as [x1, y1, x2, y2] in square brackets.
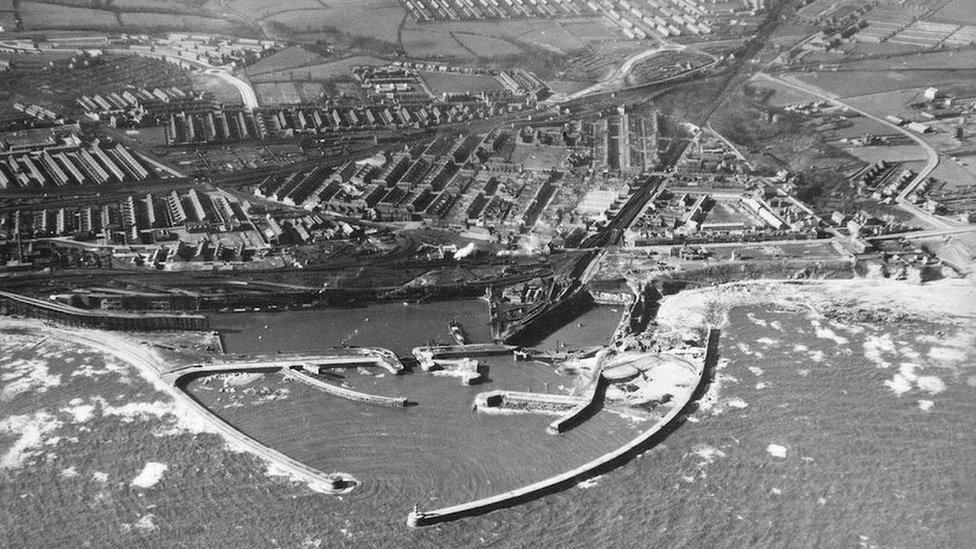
[753, 72, 952, 230]
[555, 42, 714, 103]
[204, 68, 260, 110]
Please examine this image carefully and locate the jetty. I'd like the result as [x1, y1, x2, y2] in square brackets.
[412, 343, 517, 370]
[473, 390, 587, 415]
[166, 349, 405, 381]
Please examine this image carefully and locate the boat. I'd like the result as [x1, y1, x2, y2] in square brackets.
[449, 319, 467, 345]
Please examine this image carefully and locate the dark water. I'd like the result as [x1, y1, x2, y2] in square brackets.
[202, 302, 976, 547]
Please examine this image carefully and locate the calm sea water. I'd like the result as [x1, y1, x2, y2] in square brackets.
[202, 302, 976, 547]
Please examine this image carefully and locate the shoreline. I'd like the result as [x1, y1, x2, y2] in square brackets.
[17, 319, 363, 495]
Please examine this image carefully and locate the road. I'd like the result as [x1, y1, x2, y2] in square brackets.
[100, 46, 260, 110]
[753, 72, 952, 230]
[205, 68, 260, 110]
[556, 42, 697, 103]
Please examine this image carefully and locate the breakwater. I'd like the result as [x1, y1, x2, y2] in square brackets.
[49, 328, 358, 495]
[547, 368, 606, 435]
[413, 343, 516, 370]
[407, 328, 718, 527]
[473, 390, 587, 415]
[281, 367, 408, 408]
[168, 350, 404, 380]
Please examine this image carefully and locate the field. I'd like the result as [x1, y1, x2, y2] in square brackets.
[19, 1, 120, 30]
[249, 55, 387, 83]
[420, 71, 504, 95]
[843, 89, 927, 120]
[188, 71, 243, 105]
[398, 17, 610, 61]
[841, 145, 929, 164]
[254, 82, 301, 105]
[0, 10, 14, 31]
[793, 69, 976, 98]
[929, 0, 976, 25]
[17, 0, 252, 34]
[749, 76, 823, 107]
[245, 46, 328, 77]
[119, 12, 241, 33]
[218, 0, 322, 19]
[258, 0, 405, 44]
[846, 49, 976, 71]
[453, 32, 524, 57]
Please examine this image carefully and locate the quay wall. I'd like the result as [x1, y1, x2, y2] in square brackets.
[474, 390, 586, 413]
[417, 343, 517, 360]
[408, 328, 719, 527]
[283, 368, 408, 408]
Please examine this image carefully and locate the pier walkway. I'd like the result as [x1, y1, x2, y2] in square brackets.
[413, 343, 516, 370]
[165, 349, 404, 382]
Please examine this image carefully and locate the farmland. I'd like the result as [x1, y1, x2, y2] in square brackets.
[19, 2, 120, 31]
[256, 0, 405, 45]
[16, 0, 253, 34]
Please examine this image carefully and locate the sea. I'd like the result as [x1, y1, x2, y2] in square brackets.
[200, 299, 976, 547]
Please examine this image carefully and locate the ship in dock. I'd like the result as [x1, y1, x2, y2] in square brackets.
[487, 250, 599, 344]
[449, 319, 467, 345]
[487, 276, 591, 344]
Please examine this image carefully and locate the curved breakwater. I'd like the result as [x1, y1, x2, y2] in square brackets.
[407, 328, 719, 527]
[282, 367, 408, 407]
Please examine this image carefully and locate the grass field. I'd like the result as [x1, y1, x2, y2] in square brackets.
[794, 69, 976, 98]
[751, 77, 823, 107]
[843, 89, 926, 120]
[119, 12, 240, 33]
[846, 49, 976, 71]
[929, 0, 976, 25]
[245, 46, 328, 76]
[453, 32, 523, 57]
[255, 81, 301, 104]
[420, 70, 504, 95]
[841, 145, 928, 164]
[19, 1, 121, 30]
[248, 55, 387, 85]
[259, 0, 404, 43]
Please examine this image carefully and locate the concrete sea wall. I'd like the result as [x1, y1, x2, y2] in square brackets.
[408, 328, 719, 527]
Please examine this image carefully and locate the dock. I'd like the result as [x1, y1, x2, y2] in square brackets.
[412, 343, 517, 370]
[166, 349, 404, 381]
